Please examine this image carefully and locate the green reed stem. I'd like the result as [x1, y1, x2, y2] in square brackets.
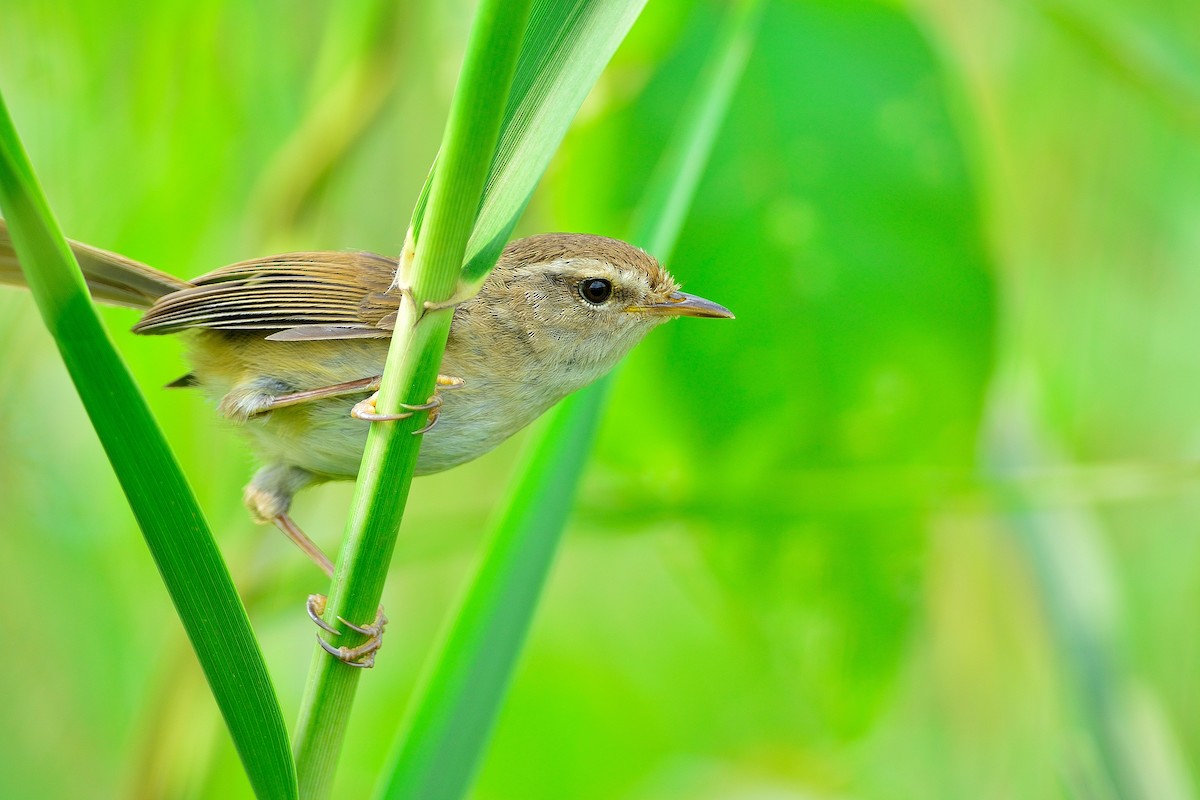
[374, 2, 764, 797]
[290, 1, 531, 797]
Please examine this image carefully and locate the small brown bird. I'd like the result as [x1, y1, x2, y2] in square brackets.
[0, 222, 732, 576]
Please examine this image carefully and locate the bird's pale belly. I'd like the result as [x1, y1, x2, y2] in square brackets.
[242, 385, 544, 480]
[186, 331, 558, 482]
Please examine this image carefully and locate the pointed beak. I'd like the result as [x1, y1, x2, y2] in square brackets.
[631, 291, 735, 319]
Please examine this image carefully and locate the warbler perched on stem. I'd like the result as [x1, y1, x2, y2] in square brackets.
[0, 222, 732, 572]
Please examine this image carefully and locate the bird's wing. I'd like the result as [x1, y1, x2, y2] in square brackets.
[132, 251, 400, 339]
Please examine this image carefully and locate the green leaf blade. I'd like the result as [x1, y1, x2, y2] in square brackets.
[630, 0, 766, 258]
[461, 0, 649, 285]
[377, 386, 609, 800]
[375, 2, 763, 797]
[0, 96, 296, 800]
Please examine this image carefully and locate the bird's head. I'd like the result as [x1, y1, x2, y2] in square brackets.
[463, 233, 732, 390]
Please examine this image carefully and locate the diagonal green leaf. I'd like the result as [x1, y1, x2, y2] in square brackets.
[405, 0, 650, 286]
[0, 95, 296, 799]
[629, 0, 767, 258]
[375, 3, 764, 798]
[460, 0, 649, 286]
[376, 385, 610, 800]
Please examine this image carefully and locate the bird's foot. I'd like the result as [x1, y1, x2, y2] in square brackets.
[350, 375, 465, 434]
[307, 594, 388, 669]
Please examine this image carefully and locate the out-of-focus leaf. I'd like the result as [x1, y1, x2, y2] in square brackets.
[555, 0, 996, 736]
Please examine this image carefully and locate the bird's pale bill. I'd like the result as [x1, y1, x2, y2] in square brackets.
[630, 291, 734, 319]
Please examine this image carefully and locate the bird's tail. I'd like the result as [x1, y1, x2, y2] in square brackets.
[0, 218, 190, 310]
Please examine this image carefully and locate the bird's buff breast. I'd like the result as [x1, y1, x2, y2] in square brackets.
[187, 332, 563, 480]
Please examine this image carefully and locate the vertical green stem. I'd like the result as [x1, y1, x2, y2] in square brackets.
[375, 2, 764, 798]
[290, 1, 532, 797]
[984, 375, 1178, 798]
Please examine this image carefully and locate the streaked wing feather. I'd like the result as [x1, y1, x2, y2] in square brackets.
[265, 326, 388, 341]
[133, 251, 400, 337]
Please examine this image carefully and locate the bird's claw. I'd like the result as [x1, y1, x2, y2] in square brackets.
[350, 391, 413, 422]
[306, 593, 339, 634]
[307, 594, 388, 668]
[410, 375, 466, 434]
[350, 376, 465, 434]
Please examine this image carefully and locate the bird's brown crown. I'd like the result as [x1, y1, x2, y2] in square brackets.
[498, 233, 677, 298]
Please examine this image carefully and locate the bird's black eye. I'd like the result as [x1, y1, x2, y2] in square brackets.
[579, 278, 613, 305]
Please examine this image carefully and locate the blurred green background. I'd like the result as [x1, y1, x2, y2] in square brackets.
[1, 0, 1196, 797]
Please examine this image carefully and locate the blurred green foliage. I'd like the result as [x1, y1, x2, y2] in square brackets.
[0, 0, 1196, 798]
[556, 0, 994, 744]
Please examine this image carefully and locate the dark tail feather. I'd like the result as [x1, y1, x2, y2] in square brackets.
[0, 218, 190, 309]
[165, 373, 199, 388]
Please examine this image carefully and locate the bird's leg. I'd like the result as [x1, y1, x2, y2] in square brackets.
[222, 372, 464, 424]
[307, 594, 388, 668]
[351, 374, 465, 435]
[219, 376, 384, 421]
[244, 465, 335, 575]
[273, 513, 334, 578]
[391, 280, 473, 316]
[423, 293, 473, 313]
[245, 466, 388, 667]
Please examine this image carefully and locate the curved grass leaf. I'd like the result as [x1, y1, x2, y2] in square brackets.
[376, 386, 610, 800]
[405, 0, 650, 287]
[0, 95, 296, 800]
[629, 0, 767, 257]
[375, 3, 764, 798]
